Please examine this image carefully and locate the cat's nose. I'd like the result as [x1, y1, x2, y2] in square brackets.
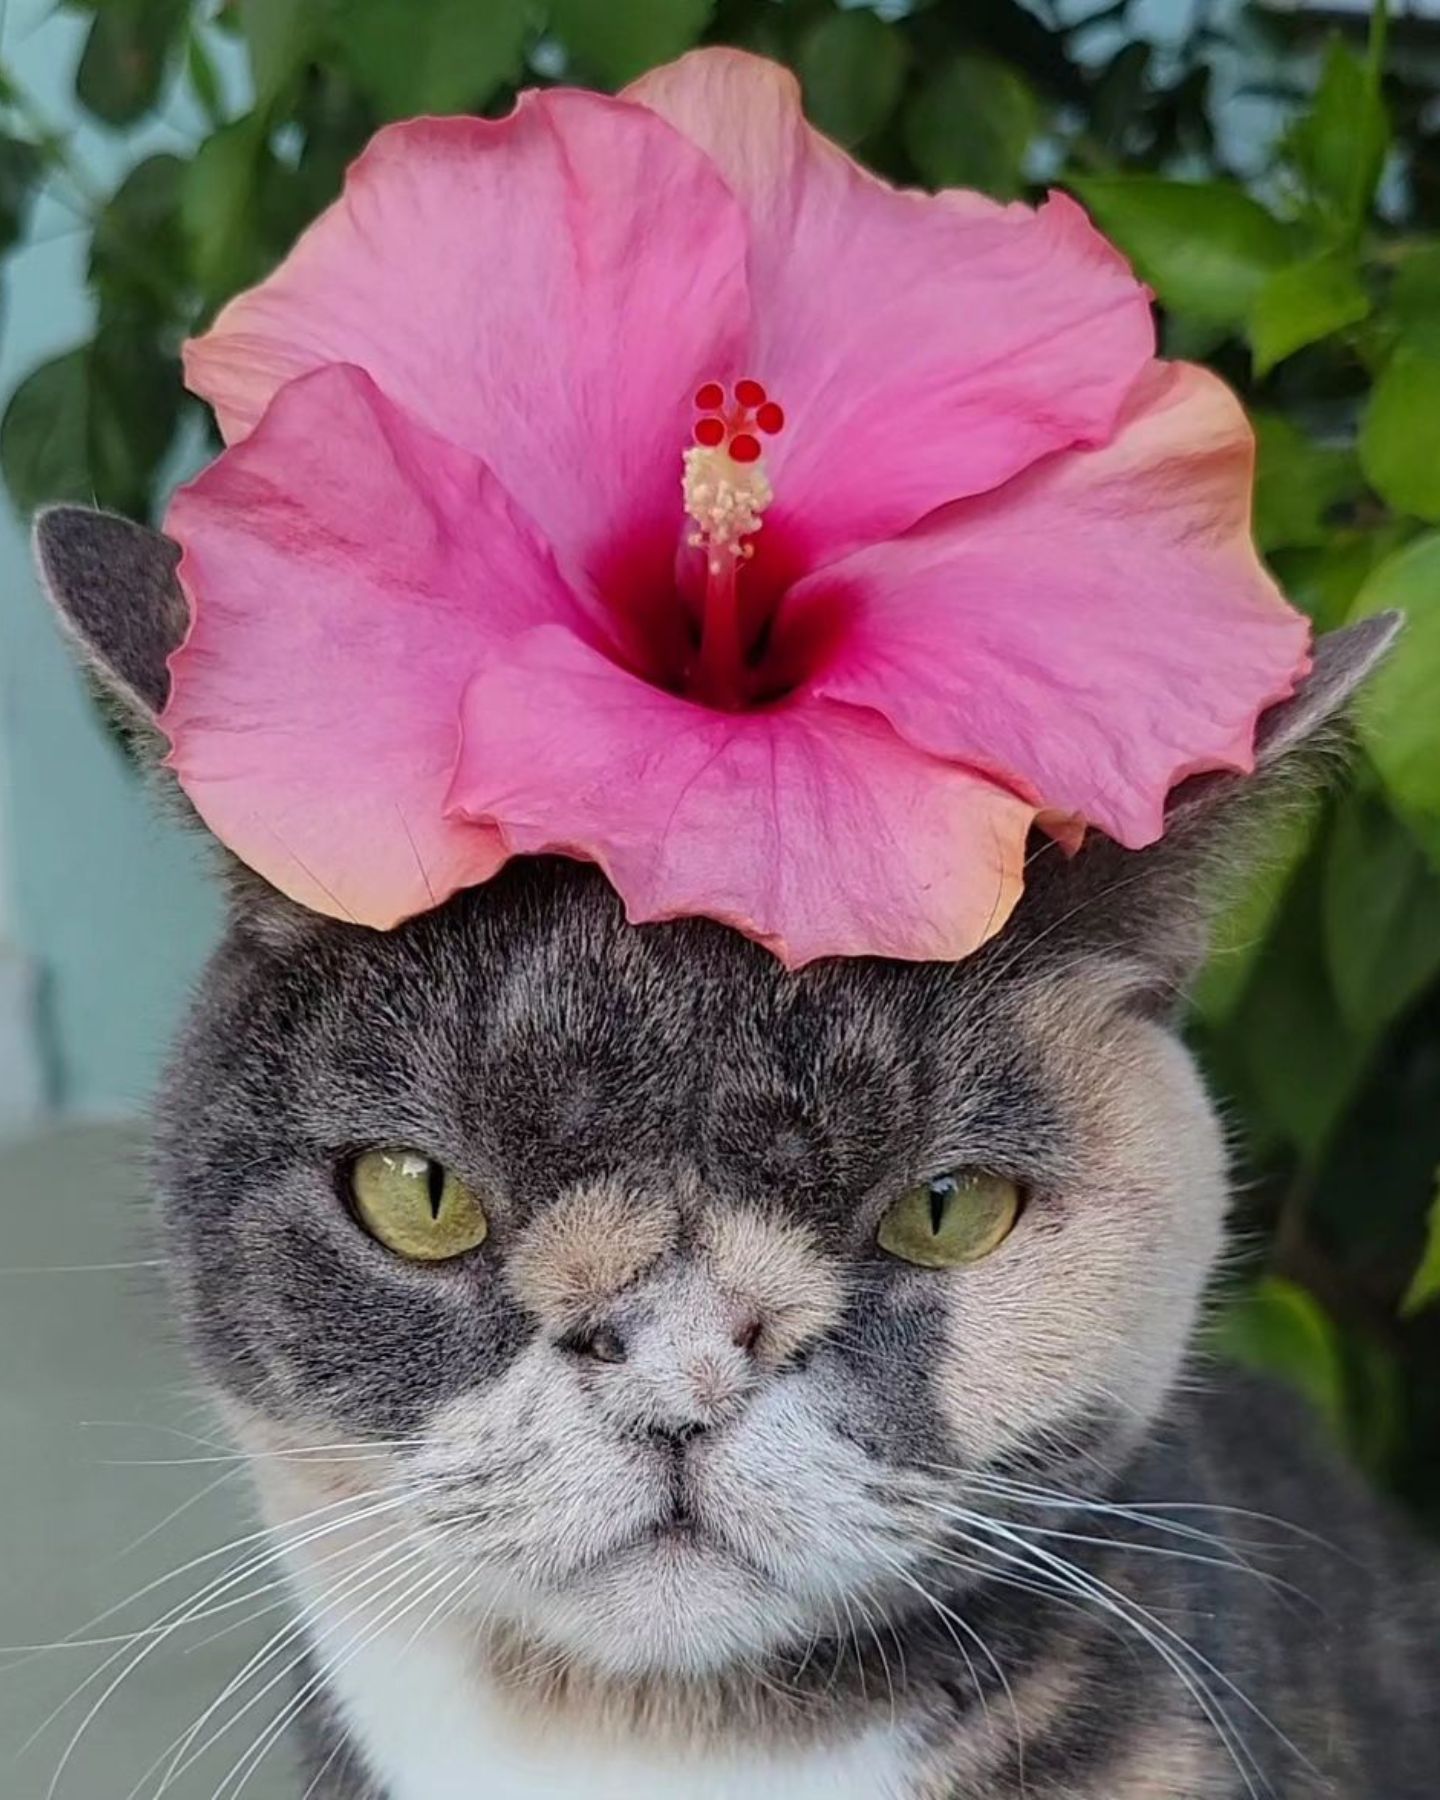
[565, 1271, 765, 1438]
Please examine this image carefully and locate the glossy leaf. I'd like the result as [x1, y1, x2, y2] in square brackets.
[0, 350, 91, 513]
[1251, 411, 1359, 554]
[1389, 246, 1440, 358]
[238, 0, 318, 106]
[184, 118, 267, 307]
[1402, 1185, 1440, 1318]
[1360, 347, 1440, 522]
[1269, 527, 1413, 636]
[334, 0, 529, 117]
[905, 56, 1039, 200]
[1192, 793, 1319, 1027]
[798, 9, 907, 148]
[86, 324, 182, 515]
[76, 0, 187, 128]
[0, 331, 180, 518]
[1070, 176, 1294, 326]
[186, 27, 225, 126]
[1215, 1277, 1347, 1433]
[1350, 532, 1440, 872]
[1233, 845, 1374, 1162]
[89, 154, 186, 309]
[1323, 791, 1440, 1040]
[0, 135, 42, 257]
[1286, 39, 1389, 233]
[1091, 41, 1152, 154]
[1249, 252, 1370, 375]
[548, 0, 712, 87]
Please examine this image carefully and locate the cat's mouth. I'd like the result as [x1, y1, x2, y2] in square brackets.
[622, 1483, 776, 1586]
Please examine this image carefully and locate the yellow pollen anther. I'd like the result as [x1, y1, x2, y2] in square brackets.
[682, 444, 773, 577]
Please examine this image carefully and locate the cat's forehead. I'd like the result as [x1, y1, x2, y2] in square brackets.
[214, 862, 1071, 1201]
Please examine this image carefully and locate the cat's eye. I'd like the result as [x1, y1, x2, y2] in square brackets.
[877, 1170, 1020, 1269]
[346, 1150, 489, 1262]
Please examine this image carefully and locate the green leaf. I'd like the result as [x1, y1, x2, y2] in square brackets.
[0, 134, 43, 256]
[186, 28, 225, 127]
[1251, 411, 1359, 554]
[1349, 531, 1440, 871]
[1389, 245, 1440, 359]
[1285, 38, 1389, 233]
[1323, 790, 1440, 1039]
[0, 350, 91, 513]
[797, 10, 907, 149]
[0, 329, 180, 517]
[75, 0, 187, 128]
[1270, 526, 1413, 635]
[1069, 176, 1294, 326]
[90, 153, 186, 309]
[1360, 346, 1440, 522]
[238, 0, 318, 107]
[1192, 792, 1319, 1026]
[182, 117, 266, 305]
[85, 322, 182, 514]
[1091, 41, 1152, 154]
[1214, 1277, 1347, 1433]
[1248, 252, 1370, 375]
[334, 0, 529, 117]
[1232, 840, 1373, 1161]
[1402, 1183, 1440, 1317]
[905, 57, 1039, 201]
[548, 0, 712, 88]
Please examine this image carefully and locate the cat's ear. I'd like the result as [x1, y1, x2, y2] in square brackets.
[1016, 615, 1405, 998]
[1171, 611, 1403, 818]
[33, 504, 188, 752]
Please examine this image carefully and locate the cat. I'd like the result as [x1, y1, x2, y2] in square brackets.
[35, 503, 1436, 1799]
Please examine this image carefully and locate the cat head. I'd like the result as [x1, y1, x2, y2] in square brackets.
[36, 504, 1397, 1685]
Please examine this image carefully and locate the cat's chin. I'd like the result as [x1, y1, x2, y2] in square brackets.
[517, 1529, 810, 1678]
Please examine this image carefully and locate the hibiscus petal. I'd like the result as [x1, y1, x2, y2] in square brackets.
[626, 49, 1155, 570]
[786, 363, 1312, 847]
[447, 625, 1034, 967]
[183, 92, 750, 598]
[161, 364, 579, 927]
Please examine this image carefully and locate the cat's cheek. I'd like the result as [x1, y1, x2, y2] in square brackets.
[926, 1022, 1227, 1475]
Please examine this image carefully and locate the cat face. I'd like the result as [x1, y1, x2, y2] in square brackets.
[157, 857, 1225, 1677]
[34, 506, 1393, 1691]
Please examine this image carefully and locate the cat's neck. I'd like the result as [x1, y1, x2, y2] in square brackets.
[299, 1580, 916, 1800]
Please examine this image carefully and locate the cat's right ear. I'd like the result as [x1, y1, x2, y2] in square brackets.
[34, 503, 326, 946]
[33, 504, 189, 755]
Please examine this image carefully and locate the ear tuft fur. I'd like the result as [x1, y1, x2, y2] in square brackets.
[1254, 612, 1403, 765]
[33, 505, 188, 723]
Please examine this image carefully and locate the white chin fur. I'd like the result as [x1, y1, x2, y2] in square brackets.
[514, 1536, 815, 1676]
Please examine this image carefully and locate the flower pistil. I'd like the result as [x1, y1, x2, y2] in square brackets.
[682, 377, 784, 707]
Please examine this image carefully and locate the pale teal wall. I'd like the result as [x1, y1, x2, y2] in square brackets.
[0, 2, 228, 1116]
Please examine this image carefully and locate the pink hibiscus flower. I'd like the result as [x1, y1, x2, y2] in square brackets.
[164, 48, 1309, 966]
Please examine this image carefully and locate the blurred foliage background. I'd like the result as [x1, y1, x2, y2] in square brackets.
[0, 0, 1436, 1522]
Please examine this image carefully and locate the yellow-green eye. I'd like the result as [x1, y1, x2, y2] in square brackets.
[877, 1170, 1020, 1268]
[347, 1150, 488, 1262]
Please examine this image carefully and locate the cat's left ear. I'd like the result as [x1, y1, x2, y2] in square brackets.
[1015, 614, 1405, 995]
[1174, 611, 1404, 813]
[32, 504, 188, 755]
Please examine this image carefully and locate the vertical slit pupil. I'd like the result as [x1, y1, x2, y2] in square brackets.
[426, 1159, 446, 1221]
[928, 1183, 949, 1235]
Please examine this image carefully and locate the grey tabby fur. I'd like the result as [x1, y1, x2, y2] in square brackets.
[34, 506, 1434, 1797]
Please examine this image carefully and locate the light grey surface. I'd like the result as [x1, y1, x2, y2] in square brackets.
[0, 1125, 292, 1799]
